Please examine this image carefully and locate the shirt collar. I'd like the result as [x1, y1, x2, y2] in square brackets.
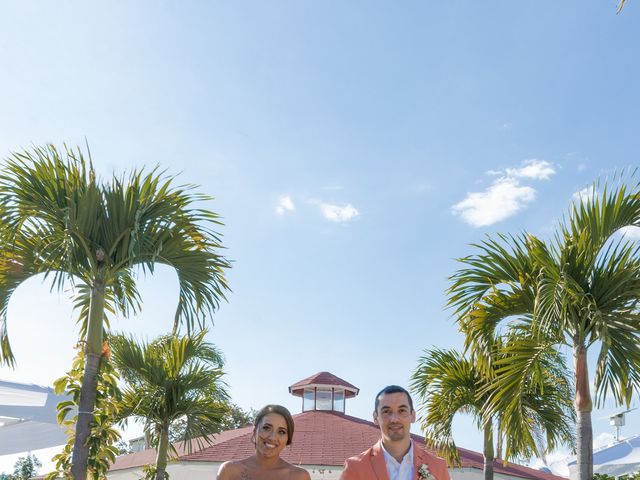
[381, 440, 414, 467]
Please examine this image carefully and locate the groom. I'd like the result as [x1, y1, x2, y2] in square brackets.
[339, 385, 450, 480]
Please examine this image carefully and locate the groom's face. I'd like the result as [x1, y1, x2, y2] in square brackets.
[373, 392, 416, 443]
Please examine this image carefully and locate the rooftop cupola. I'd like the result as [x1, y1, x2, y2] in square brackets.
[288, 371, 359, 414]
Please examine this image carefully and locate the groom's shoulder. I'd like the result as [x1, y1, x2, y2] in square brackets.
[340, 444, 376, 480]
[344, 444, 375, 464]
[344, 441, 378, 468]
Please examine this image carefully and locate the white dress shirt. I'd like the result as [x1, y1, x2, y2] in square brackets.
[381, 441, 414, 480]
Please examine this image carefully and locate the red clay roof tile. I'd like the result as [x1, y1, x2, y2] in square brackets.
[172, 411, 564, 480]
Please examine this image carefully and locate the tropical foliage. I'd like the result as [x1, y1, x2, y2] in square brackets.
[46, 345, 121, 480]
[0, 144, 230, 479]
[110, 330, 229, 480]
[0, 454, 42, 480]
[618, 0, 627, 13]
[411, 343, 574, 480]
[595, 472, 640, 480]
[448, 178, 640, 480]
[168, 403, 256, 443]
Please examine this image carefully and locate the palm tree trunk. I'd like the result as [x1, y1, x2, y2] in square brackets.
[71, 279, 105, 480]
[155, 425, 170, 480]
[483, 420, 494, 480]
[495, 417, 503, 461]
[574, 344, 593, 480]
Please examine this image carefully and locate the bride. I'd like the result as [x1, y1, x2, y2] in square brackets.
[216, 404, 311, 480]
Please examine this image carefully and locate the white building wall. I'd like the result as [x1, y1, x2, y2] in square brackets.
[449, 467, 533, 480]
[108, 462, 221, 480]
[108, 463, 533, 480]
[108, 463, 329, 480]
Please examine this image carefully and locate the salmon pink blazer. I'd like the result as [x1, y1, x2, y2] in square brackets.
[340, 440, 451, 480]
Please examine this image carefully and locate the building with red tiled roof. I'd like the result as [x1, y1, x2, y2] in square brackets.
[108, 372, 567, 480]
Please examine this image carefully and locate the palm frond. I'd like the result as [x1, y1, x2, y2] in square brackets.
[411, 348, 483, 465]
[482, 333, 575, 461]
[446, 173, 640, 477]
[562, 175, 640, 278]
[593, 314, 640, 407]
[448, 233, 541, 372]
[101, 169, 231, 331]
[110, 330, 229, 453]
[0, 143, 231, 364]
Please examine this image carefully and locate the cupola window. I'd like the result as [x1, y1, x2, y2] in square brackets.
[289, 372, 359, 414]
[333, 389, 345, 413]
[303, 388, 315, 411]
[316, 388, 333, 410]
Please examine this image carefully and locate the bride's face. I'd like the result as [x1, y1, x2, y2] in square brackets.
[254, 413, 289, 458]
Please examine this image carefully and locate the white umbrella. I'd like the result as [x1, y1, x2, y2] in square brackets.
[0, 380, 70, 455]
[568, 435, 640, 479]
[592, 435, 640, 477]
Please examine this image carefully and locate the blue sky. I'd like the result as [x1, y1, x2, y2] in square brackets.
[1, 0, 639, 474]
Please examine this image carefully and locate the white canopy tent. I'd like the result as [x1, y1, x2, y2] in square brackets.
[0, 379, 70, 455]
[568, 435, 640, 478]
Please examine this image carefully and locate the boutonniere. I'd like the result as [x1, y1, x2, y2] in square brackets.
[418, 464, 435, 480]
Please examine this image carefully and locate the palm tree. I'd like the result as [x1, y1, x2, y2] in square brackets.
[448, 179, 640, 480]
[411, 343, 574, 480]
[110, 330, 229, 480]
[0, 144, 230, 479]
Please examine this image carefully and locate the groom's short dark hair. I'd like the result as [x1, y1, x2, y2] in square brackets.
[374, 385, 414, 412]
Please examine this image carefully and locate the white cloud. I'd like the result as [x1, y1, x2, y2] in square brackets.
[319, 202, 359, 223]
[620, 226, 640, 240]
[572, 185, 596, 204]
[453, 159, 557, 227]
[452, 177, 536, 227]
[506, 159, 556, 180]
[276, 195, 295, 215]
[577, 163, 587, 172]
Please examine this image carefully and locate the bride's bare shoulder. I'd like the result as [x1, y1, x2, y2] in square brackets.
[288, 464, 311, 480]
[217, 459, 251, 479]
